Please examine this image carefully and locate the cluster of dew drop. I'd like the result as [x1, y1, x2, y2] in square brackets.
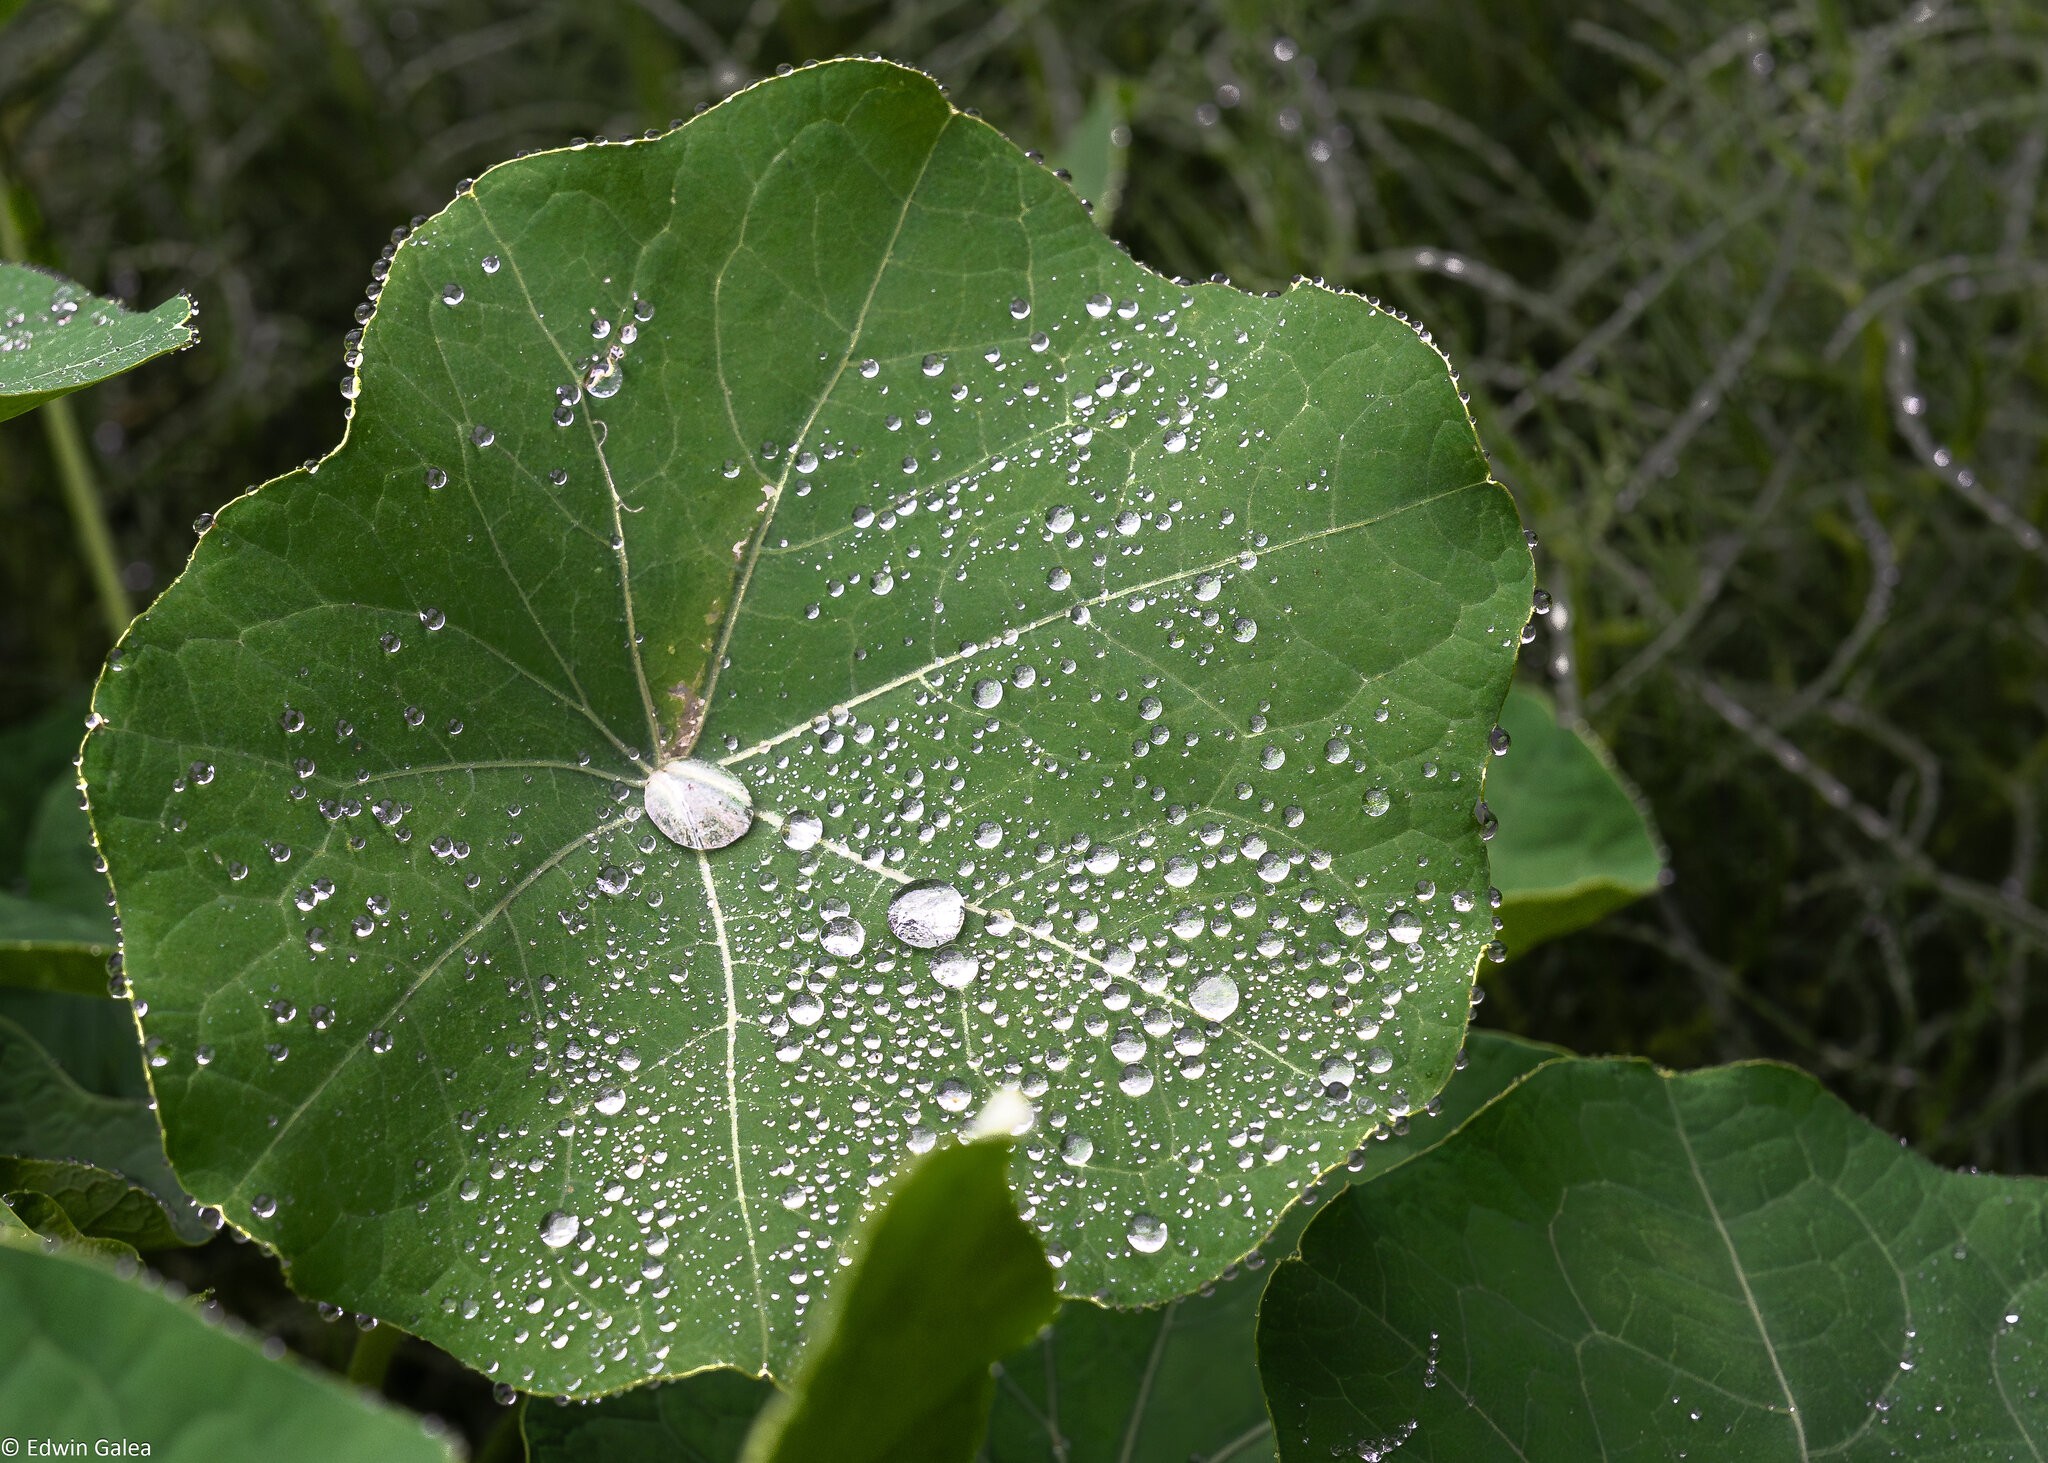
[0, 278, 164, 358]
[125, 88, 1524, 1393]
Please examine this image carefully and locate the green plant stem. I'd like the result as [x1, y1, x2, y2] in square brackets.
[344, 1321, 404, 1392]
[0, 159, 133, 642]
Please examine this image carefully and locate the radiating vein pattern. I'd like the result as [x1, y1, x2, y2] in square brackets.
[1258, 1060, 2048, 1462]
[81, 60, 1530, 1396]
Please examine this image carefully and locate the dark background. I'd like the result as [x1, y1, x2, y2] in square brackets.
[3, 0, 2044, 1451]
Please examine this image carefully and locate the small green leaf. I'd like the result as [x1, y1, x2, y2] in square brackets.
[0, 1237, 455, 1460]
[524, 1370, 777, 1463]
[744, 1125, 1058, 1463]
[983, 1031, 1562, 1463]
[0, 987, 151, 1100]
[0, 1014, 210, 1246]
[0, 772, 117, 994]
[1257, 1057, 2048, 1461]
[1052, 81, 1136, 231]
[84, 58, 1530, 1392]
[3, 1189, 140, 1263]
[1484, 684, 1662, 954]
[0, 261, 195, 423]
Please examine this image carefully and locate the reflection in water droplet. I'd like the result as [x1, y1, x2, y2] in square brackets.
[1190, 973, 1240, 1022]
[888, 882, 966, 948]
[972, 678, 1004, 709]
[643, 759, 754, 850]
[1061, 1132, 1094, 1165]
[1364, 787, 1393, 817]
[1389, 909, 1423, 945]
[1118, 1063, 1155, 1097]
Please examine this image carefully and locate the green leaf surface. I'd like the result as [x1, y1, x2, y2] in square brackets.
[0, 261, 195, 422]
[0, 1237, 454, 1460]
[745, 1128, 1058, 1463]
[1257, 1058, 2048, 1461]
[3, 1189, 141, 1263]
[83, 58, 1530, 1393]
[524, 1371, 777, 1463]
[0, 987, 151, 1099]
[1484, 685, 1661, 955]
[0, 1013, 210, 1246]
[982, 1030, 1562, 1463]
[1051, 81, 1135, 231]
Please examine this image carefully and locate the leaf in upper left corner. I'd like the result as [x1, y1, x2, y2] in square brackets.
[0, 261, 195, 423]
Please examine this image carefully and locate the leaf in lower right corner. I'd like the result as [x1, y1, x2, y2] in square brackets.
[0, 262, 195, 423]
[1484, 684, 1662, 955]
[1256, 1058, 2048, 1461]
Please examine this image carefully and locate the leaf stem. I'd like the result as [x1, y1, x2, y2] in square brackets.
[344, 1320, 404, 1392]
[0, 159, 134, 642]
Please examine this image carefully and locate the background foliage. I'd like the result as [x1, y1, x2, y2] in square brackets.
[2, 0, 2043, 1452]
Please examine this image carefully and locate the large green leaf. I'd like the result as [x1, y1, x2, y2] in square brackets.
[0, 261, 195, 423]
[746, 1124, 1058, 1463]
[982, 1030, 1561, 1463]
[82, 58, 1530, 1394]
[1484, 684, 1661, 955]
[0, 1013, 209, 1247]
[0, 1234, 453, 1460]
[1257, 1057, 2048, 1461]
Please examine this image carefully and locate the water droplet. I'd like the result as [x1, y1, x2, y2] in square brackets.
[783, 810, 823, 851]
[643, 759, 755, 850]
[1363, 787, 1392, 817]
[539, 1211, 580, 1248]
[1232, 617, 1258, 643]
[1389, 909, 1423, 945]
[887, 882, 966, 948]
[858, 358, 879, 378]
[921, 353, 946, 376]
[251, 1194, 277, 1220]
[1127, 1212, 1169, 1253]
[972, 678, 1004, 709]
[1118, 1063, 1155, 1097]
[1190, 974, 1239, 1022]
[1061, 1132, 1094, 1165]
[931, 947, 980, 990]
[1086, 293, 1112, 318]
[1192, 573, 1222, 602]
[419, 606, 445, 631]
[1009, 297, 1031, 319]
[596, 865, 630, 895]
[594, 1088, 627, 1116]
[481, 255, 501, 274]
[1046, 505, 1075, 533]
[442, 283, 464, 306]
[821, 916, 867, 959]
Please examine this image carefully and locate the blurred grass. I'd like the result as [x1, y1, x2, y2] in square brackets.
[0, 0, 2044, 1438]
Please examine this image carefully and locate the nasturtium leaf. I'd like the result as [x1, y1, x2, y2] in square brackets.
[1484, 684, 1661, 955]
[0, 261, 195, 423]
[2, 1188, 139, 1262]
[82, 58, 1530, 1394]
[0, 771, 118, 994]
[0, 1014, 209, 1247]
[1257, 1058, 2048, 1461]
[983, 1030, 1562, 1463]
[0, 1237, 455, 1460]
[744, 1126, 1057, 1463]
[524, 1370, 777, 1463]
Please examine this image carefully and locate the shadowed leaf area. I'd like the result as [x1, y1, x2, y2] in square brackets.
[1259, 1058, 2048, 1460]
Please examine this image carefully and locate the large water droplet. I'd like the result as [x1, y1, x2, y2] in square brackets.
[643, 759, 754, 850]
[1190, 973, 1240, 1022]
[1061, 1132, 1094, 1165]
[1127, 1212, 1169, 1253]
[783, 810, 823, 851]
[821, 916, 866, 959]
[539, 1210, 580, 1248]
[931, 947, 980, 990]
[887, 882, 967, 948]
